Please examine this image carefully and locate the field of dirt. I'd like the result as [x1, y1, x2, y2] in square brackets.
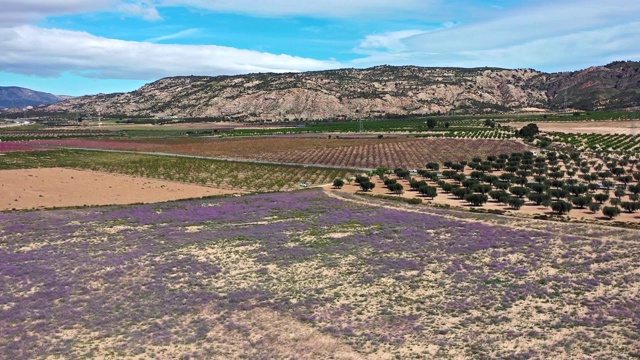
[507, 120, 640, 135]
[0, 168, 242, 210]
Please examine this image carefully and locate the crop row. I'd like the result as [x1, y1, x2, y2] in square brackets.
[446, 129, 514, 139]
[552, 132, 640, 153]
[0, 150, 351, 191]
[27, 138, 532, 170]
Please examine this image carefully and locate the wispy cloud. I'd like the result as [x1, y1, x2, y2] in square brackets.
[146, 28, 200, 43]
[118, 1, 163, 21]
[0, 26, 340, 80]
[0, 0, 115, 26]
[351, 0, 640, 71]
[159, 0, 436, 18]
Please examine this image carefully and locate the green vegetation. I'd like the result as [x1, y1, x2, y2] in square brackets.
[0, 150, 352, 191]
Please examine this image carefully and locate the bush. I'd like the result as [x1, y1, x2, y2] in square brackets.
[528, 192, 550, 206]
[509, 186, 530, 198]
[407, 198, 423, 205]
[621, 201, 640, 213]
[332, 178, 345, 189]
[489, 190, 510, 203]
[464, 193, 488, 206]
[426, 162, 440, 171]
[551, 200, 573, 215]
[602, 206, 621, 220]
[508, 197, 525, 210]
[418, 185, 438, 199]
[359, 180, 375, 192]
[388, 182, 404, 195]
[571, 195, 592, 209]
[593, 193, 609, 204]
[588, 202, 601, 214]
[452, 187, 472, 200]
[518, 123, 540, 138]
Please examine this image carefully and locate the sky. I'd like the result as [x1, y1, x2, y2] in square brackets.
[1, 0, 639, 96]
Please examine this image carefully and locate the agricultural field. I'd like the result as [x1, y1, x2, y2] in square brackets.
[0, 168, 236, 211]
[0, 150, 352, 192]
[1, 189, 638, 359]
[524, 120, 640, 136]
[550, 132, 639, 153]
[344, 149, 640, 224]
[26, 137, 532, 170]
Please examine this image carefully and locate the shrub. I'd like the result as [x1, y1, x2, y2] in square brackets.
[593, 193, 610, 204]
[551, 200, 573, 215]
[518, 123, 540, 138]
[452, 187, 472, 200]
[426, 162, 440, 171]
[332, 178, 345, 189]
[418, 185, 438, 199]
[621, 201, 640, 213]
[528, 192, 551, 206]
[508, 197, 525, 210]
[509, 186, 530, 198]
[359, 180, 375, 192]
[388, 182, 404, 195]
[602, 206, 621, 220]
[407, 198, 423, 204]
[571, 195, 592, 209]
[465, 193, 488, 206]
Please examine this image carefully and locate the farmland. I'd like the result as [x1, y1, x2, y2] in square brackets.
[1, 189, 638, 359]
[344, 148, 640, 224]
[0, 168, 237, 211]
[0, 150, 352, 192]
[1, 115, 640, 359]
[27, 137, 532, 170]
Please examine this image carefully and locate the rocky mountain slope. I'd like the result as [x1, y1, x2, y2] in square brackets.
[0, 87, 70, 108]
[47, 61, 640, 121]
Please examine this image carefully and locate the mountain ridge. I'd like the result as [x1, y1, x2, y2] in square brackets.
[0, 86, 71, 109]
[40, 61, 640, 121]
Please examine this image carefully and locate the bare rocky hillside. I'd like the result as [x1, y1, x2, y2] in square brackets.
[45, 61, 640, 121]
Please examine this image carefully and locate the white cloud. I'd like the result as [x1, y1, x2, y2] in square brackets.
[118, 1, 163, 21]
[146, 28, 200, 43]
[0, 26, 341, 80]
[0, 0, 167, 25]
[357, 30, 429, 53]
[159, 0, 434, 18]
[351, 0, 640, 71]
[0, 0, 115, 26]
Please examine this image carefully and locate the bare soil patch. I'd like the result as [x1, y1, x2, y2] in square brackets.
[508, 120, 640, 135]
[0, 168, 242, 210]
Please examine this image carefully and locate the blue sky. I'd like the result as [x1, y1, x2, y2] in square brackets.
[1, 0, 639, 96]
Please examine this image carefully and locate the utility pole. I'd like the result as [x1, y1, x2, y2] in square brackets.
[632, 103, 637, 141]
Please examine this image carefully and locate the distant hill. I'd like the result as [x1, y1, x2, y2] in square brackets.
[0, 86, 70, 108]
[46, 61, 640, 121]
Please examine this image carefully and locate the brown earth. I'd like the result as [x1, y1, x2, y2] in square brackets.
[507, 120, 640, 135]
[0, 168, 243, 211]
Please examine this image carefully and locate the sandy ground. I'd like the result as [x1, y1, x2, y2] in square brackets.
[506, 120, 640, 135]
[0, 168, 243, 210]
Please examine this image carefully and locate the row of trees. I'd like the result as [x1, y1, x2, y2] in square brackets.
[333, 149, 640, 220]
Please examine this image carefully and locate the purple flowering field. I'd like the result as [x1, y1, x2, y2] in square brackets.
[0, 189, 638, 358]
